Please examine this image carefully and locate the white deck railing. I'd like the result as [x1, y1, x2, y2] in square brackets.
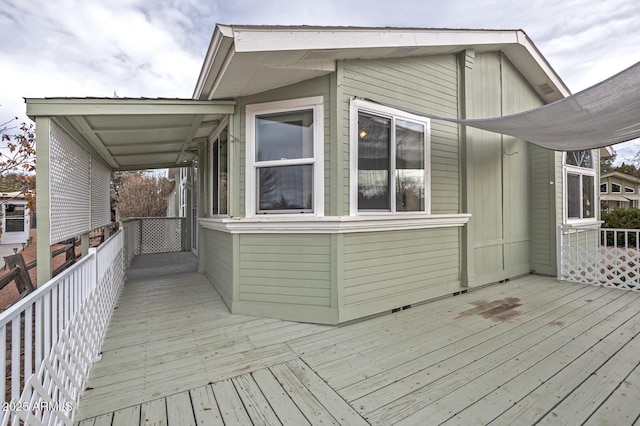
[1, 229, 124, 425]
[122, 217, 186, 267]
[558, 225, 640, 290]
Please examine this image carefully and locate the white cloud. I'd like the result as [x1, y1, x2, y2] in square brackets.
[1, 0, 639, 155]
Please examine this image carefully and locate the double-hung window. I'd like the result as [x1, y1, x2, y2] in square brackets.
[350, 99, 430, 214]
[246, 97, 324, 216]
[564, 150, 596, 222]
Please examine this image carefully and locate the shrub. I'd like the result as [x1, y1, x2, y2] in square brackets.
[601, 208, 640, 247]
[601, 208, 640, 229]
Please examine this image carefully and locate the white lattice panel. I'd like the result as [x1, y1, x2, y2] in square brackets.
[91, 158, 111, 229]
[597, 246, 640, 290]
[50, 122, 91, 243]
[559, 226, 640, 291]
[141, 218, 183, 254]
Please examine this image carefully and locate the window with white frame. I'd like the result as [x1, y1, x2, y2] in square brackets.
[350, 99, 430, 214]
[246, 97, 324, 216]
[611, 183, 621, 193]
[600, 182, 608, 193]
[626, 186, 635, 193]
[211, 123, 228, 215]
[564, 150, 596, 222]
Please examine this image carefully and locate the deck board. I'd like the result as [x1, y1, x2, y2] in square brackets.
[232, 374, 282, 425]
[393, 289, 637, 425]
[188, 386, 223, 425]
[111, 406, 140, 425]
[74, 260, 640, 425]
[210, 380, 253, 425]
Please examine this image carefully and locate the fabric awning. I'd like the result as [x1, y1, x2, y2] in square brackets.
[601, 194, 632, 202]
[435, 61, 640, 151]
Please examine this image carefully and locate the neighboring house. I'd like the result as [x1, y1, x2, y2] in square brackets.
[0, 191, 30, 245]
[600, 171, 640, 212]
[26, 25, 603, 324]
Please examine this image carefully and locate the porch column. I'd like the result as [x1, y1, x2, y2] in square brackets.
[184, 166, 193, 252]
[81, 232, 90, 256]
[35, 117, 52, 284]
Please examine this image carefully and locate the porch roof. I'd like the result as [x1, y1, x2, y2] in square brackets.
[26, 97, 235, 170]
[601, 194, 631, 202]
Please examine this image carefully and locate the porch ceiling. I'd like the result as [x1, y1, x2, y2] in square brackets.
[26, 98, 235, 170]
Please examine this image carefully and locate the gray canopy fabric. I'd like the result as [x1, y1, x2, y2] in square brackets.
[437, 61, 640, 151]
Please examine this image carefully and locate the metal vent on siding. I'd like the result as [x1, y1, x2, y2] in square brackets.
[301, 50, 339, 60]
[538, 83, 555, 95]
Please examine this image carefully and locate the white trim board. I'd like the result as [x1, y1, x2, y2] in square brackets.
[199, 213, 471, 234]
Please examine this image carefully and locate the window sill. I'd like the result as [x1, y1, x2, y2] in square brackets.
[199, 213, 471, 234]
[563, 220, 603, 227]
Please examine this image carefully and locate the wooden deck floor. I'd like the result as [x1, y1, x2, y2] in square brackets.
[75, 263, 640, 425]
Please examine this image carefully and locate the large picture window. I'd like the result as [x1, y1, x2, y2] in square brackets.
[246, 97, 324, 216]
[564, 150, 596, 222]
[350, 99, 430, 214]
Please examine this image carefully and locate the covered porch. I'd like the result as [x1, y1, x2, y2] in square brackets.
[74, 261, 640, 425]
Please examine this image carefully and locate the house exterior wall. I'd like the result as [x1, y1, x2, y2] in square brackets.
[600, 173, 640, 211]
[530, 146, 559, 275]
[202, 227, 234, 306]
[341, 227, 461, 322]
[337, 54, 463, 321]
[461, 53, 557, 284]
[340, 54, 460, 215]
[233, 233, 336, 323]
[234, 76, 332, 217]
[200, 51, 562, 324]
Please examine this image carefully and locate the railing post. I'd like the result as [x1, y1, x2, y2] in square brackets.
[138, 219, 143, 255]
[182, 217, 188, 251]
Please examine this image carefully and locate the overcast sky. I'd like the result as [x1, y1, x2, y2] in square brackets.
[1, 0, 639, 160]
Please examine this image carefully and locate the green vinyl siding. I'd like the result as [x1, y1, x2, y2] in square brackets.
[235, 76, 331, 217]
[464, 53, 551, 284]
[238, 234, 332, 307]
[342, 228, 461, 321]
[202, 228, 234, 307]
[531, 146, 557, 275]
[341, 55, 460, 215]
[199, 48, 566, 325]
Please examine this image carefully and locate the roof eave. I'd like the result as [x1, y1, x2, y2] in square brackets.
[196, 25, 571, 103]
[193, 24, 235, 101]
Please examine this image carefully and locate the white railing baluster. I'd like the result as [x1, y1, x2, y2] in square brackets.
[25, 304, 33, 381]
[35, 298, 43, 370]
[1, 229, 124, 424]
[50, 290, 56, 350]
[11, 316, 20, 402]
[1, 326, 5, 404]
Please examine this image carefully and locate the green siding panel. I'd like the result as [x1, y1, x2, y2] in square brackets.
[203, 228, 234, 307]
[343, 228, 461, 308]
[239, 234, 332, 307]
[236, 76, 331, 217]
[465, 53, 550, 284]
[341, 54, 460, 215]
